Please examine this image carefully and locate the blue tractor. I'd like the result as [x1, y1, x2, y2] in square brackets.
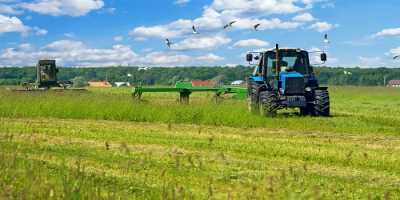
[247, 44, 330, 117]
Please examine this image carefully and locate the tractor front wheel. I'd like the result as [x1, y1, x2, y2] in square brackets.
[312, 90, 330, 117]
[259, 91, 279, 117]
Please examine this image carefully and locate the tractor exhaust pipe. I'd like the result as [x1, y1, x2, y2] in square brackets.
[275, 44, 279, 75]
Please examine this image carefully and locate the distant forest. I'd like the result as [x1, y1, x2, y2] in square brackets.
[1, 66, 400, 86]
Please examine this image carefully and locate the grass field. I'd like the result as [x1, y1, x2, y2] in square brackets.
[0, 86, 400, 199]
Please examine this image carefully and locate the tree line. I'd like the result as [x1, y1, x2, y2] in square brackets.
[0, 66, 399, 86]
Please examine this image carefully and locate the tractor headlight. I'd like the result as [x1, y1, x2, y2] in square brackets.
[305, 87, 312, 92]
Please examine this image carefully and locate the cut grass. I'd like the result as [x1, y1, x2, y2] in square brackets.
[1, 118, 400, 199]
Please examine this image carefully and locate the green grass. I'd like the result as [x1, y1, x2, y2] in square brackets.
[0, 86, 400, 199]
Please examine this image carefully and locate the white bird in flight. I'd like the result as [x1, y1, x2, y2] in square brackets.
[324, 34, 330, 44]
[224, 21, 237, 29]
[192, 25, 199, 34]
[165, 39, 173, 48]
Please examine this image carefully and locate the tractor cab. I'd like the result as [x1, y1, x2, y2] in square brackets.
[247, 44, 330, 117]
[36, 60, 60, 88]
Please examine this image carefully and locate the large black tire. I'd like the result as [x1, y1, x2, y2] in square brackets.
[299, 107, 309, 116]
[299, 91, 314, 116]
[259, 91, 279, 117]
[312, 90, 330, 117]
[247, 84, 259, 114]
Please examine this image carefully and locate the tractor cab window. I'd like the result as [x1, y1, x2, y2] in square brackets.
[264, 51, 310, 76]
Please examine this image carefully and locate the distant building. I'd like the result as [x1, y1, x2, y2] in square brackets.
[388, 80, 400, 88]
[138, 67, 151, 71]
[231, 80, 244, 85]
[88, 81, 112, 88]
[191, 80, 214, 87]
[114, 82, 131, 87]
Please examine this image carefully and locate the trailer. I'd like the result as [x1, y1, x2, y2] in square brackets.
[132, 81, 247, 104]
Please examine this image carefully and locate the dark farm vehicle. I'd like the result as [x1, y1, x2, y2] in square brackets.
[19, 60, 73, 90]
[246, 44, 330, 117]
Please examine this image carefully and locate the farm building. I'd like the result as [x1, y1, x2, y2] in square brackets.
[191, 80, 215, 87]
[231, 80, 244, 85]
[88, 81, 112, 88]
[388, 80, 400, 88]
[114, 82, 131, 87]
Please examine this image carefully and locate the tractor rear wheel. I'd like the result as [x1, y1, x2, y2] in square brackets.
[312, 90, 330, 117]
[259, 91, 279, 117]
[248, 84, 259, 114]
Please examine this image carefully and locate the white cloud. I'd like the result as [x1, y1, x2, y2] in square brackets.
[210, 0, 305, 16]
[98, 7, 116, 15]
[0, 14, 47, 36]
[129, 0, 328, 39]
[140, 51, 192, 66]
[174, 0, 190, 6]
[0, 4, 20, 14]
[64, 32, 75, 38]
[172, 35, 231, 50]
[358, 56, 384, 67]
[0, 14, 29, 33]
[389, 47, 400, 57]
[233, 38, 269, 48]
[233, 17, 301, 30]
[196, 53, 224, 62]
[0, 40, 226, 67]
[0, 40, 138, 67]
[292, 13, 315, 22]
[113, 36, 124, 42]
[20, 0, 104, 17]
[130, 19, 192, 39]
[373, 28, 400, 38]
[32, 26, 47, 35]
[45, 40, 84, 50]
[309, 21, 335, 32]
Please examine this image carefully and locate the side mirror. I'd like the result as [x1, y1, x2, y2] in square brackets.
[246, 54, 253, 62]
[321, 53, 327, 62]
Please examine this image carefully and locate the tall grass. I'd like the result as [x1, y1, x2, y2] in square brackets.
[0, 87, 399, 135]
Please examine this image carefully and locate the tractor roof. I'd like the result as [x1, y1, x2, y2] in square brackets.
[263, 48, 308, 52]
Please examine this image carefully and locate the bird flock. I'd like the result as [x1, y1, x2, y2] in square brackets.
[165, 21, 330, 50]
[165, 20, 263, 49]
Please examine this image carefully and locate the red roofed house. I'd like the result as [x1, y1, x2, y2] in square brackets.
[388, 80, 400, 88]
[191, 80, 215, 87]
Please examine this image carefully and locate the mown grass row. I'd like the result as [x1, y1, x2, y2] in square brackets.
[1, 118, 400, 199]
[0, 87, 400, 136]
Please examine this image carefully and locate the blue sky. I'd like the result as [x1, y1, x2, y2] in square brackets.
[0, 0, 399, 67]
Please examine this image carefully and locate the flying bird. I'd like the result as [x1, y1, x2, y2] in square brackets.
[324, 33, 330, 44]
[165, 39, 172, 48]
[394, 55, 400, 60]
[192, 25, 199, 34]
[224, 21, 237, 29]
[254, 23, 261, 31]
